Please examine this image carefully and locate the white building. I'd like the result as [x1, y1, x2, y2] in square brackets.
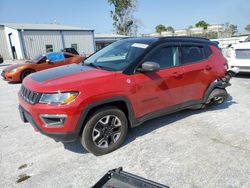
[0, 23, 95, 60]
[94, 33, 129, 51]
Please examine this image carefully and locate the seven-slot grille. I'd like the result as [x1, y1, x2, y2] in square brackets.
[20, 85, 40, 104]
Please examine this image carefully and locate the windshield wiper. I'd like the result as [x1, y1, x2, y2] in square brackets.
[86, 62, 102, 69]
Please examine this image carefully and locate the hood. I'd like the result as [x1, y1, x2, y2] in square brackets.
[24, 63, 117, 92]
[3, 62, 28, 72]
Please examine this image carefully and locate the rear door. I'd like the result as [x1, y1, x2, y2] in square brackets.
[134, 43, 185, 117]
[179, 42, 214, 102]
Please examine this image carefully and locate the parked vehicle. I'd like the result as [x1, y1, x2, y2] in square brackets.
[61, 47, 79, 55]
[226, 35, 250, 73]
[0, 54, 3, 64]
[1, 51, 84, 82]
[18, 37, 237, 155]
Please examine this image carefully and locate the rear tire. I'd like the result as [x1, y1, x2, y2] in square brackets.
[81, 107, 128, 156]
[205, 88, 228, 107]
[20, 69, 35, 81]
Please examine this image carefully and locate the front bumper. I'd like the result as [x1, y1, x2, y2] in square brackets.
[19, 105, 78, 142]
[1, 70, 20, 82]
[18, 92, 83, 142]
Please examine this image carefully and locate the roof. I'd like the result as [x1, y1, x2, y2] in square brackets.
[95, 33, 130, 39]
[2, 23, 93, 31]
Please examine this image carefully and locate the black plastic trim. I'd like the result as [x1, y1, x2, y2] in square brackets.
[74, 96, 136, 135]
[19, 105, 77, 142]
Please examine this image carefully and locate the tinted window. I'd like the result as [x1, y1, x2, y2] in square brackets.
[180, 46, 205, 64]
[145, 47, 179, 69]
[64, 54, 73, 59]
[37, 56, 47, 64]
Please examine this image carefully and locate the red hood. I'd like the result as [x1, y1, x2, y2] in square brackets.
[23, 63, 117, 93]
[3, 62, 29, 72]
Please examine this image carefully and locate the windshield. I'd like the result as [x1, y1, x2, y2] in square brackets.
[28, 55, 43, 63]
[84, 39, 151, 71]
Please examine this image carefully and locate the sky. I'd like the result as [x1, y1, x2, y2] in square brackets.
[0, 0, 249, 34]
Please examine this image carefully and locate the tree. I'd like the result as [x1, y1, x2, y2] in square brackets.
[224, 23, 238, 36]
[195, 20, 209, 29]
[108, 0, 137, 36]
[245, 24, 250, 32]
[155, 24, 167, 34]
[166, 26, 174, 33]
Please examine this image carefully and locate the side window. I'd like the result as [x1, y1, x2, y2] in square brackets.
[37, 56, 47, 64]
[145, 47, 179, 69]
[45, 45, 53, 53]
[180, 46, 206, 64]
[64, 54, 73, 59]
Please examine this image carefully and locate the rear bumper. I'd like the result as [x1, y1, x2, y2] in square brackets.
[18, 105, 78, 142]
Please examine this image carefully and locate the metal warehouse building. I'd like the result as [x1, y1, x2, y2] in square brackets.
[0, 23, 95, 60]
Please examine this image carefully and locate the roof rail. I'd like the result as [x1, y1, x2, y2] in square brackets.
[159, 36, 210, 41]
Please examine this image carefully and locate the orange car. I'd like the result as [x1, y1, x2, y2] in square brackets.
[1, 51, 84, 82]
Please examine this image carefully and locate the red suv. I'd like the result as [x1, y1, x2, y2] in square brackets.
[18, 37, 235, 155]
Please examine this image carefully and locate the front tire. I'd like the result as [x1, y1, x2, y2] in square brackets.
[81, 107, 128, 156]
[20, 69, 35, 81]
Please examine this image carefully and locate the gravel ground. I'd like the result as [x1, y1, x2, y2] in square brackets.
[0, 61, 250, 188]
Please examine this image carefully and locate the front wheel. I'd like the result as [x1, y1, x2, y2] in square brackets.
[20, 69, 35, 81]
[81, 107, 128, 156]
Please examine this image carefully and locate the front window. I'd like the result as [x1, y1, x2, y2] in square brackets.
[84, 39, 154, 71]
[26, 54, 44, 63]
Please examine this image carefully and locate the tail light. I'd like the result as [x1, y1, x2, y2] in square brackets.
[224, 61, 229, 70]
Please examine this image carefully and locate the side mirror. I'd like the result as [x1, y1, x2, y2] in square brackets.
[46, 59, 53, 64]
[137, 61, 160, 73]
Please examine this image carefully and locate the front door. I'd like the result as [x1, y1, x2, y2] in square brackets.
[134, 44, 185, 118]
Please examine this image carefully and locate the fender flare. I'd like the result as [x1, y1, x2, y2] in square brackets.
[202, 80, 228, 103]
[75, 96, 136, 135]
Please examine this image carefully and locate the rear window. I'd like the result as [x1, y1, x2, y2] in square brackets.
[180, 46, 206, 64]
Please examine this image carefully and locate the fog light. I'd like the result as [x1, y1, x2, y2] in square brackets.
[39, 114, 67, 127]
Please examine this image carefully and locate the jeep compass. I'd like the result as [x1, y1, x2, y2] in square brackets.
[18, 37, 236, 155]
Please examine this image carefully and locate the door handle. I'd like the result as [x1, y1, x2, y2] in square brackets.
[172, 72, 183, 79]
[205, 65, 212, 70]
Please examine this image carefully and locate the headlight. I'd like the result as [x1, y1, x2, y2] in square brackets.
[9, 68, 19, 73]
[39, 92, 79, 105]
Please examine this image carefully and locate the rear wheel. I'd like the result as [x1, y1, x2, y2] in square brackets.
[20, 69, 35, 81]
[205, 88, 228, 107]
[81, 107, 128, 156]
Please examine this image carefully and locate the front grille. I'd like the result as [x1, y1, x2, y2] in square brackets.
[20, 85, 40, 104]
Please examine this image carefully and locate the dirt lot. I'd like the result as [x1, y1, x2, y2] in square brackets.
[0, 62, 250, 188]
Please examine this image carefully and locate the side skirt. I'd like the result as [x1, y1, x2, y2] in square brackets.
[132, 99, 203, 128]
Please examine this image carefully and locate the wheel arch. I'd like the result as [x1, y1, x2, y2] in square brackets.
[76, 97, 136, 136]
[20, 68, 36, 80]
[202, 80, 228, 103]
